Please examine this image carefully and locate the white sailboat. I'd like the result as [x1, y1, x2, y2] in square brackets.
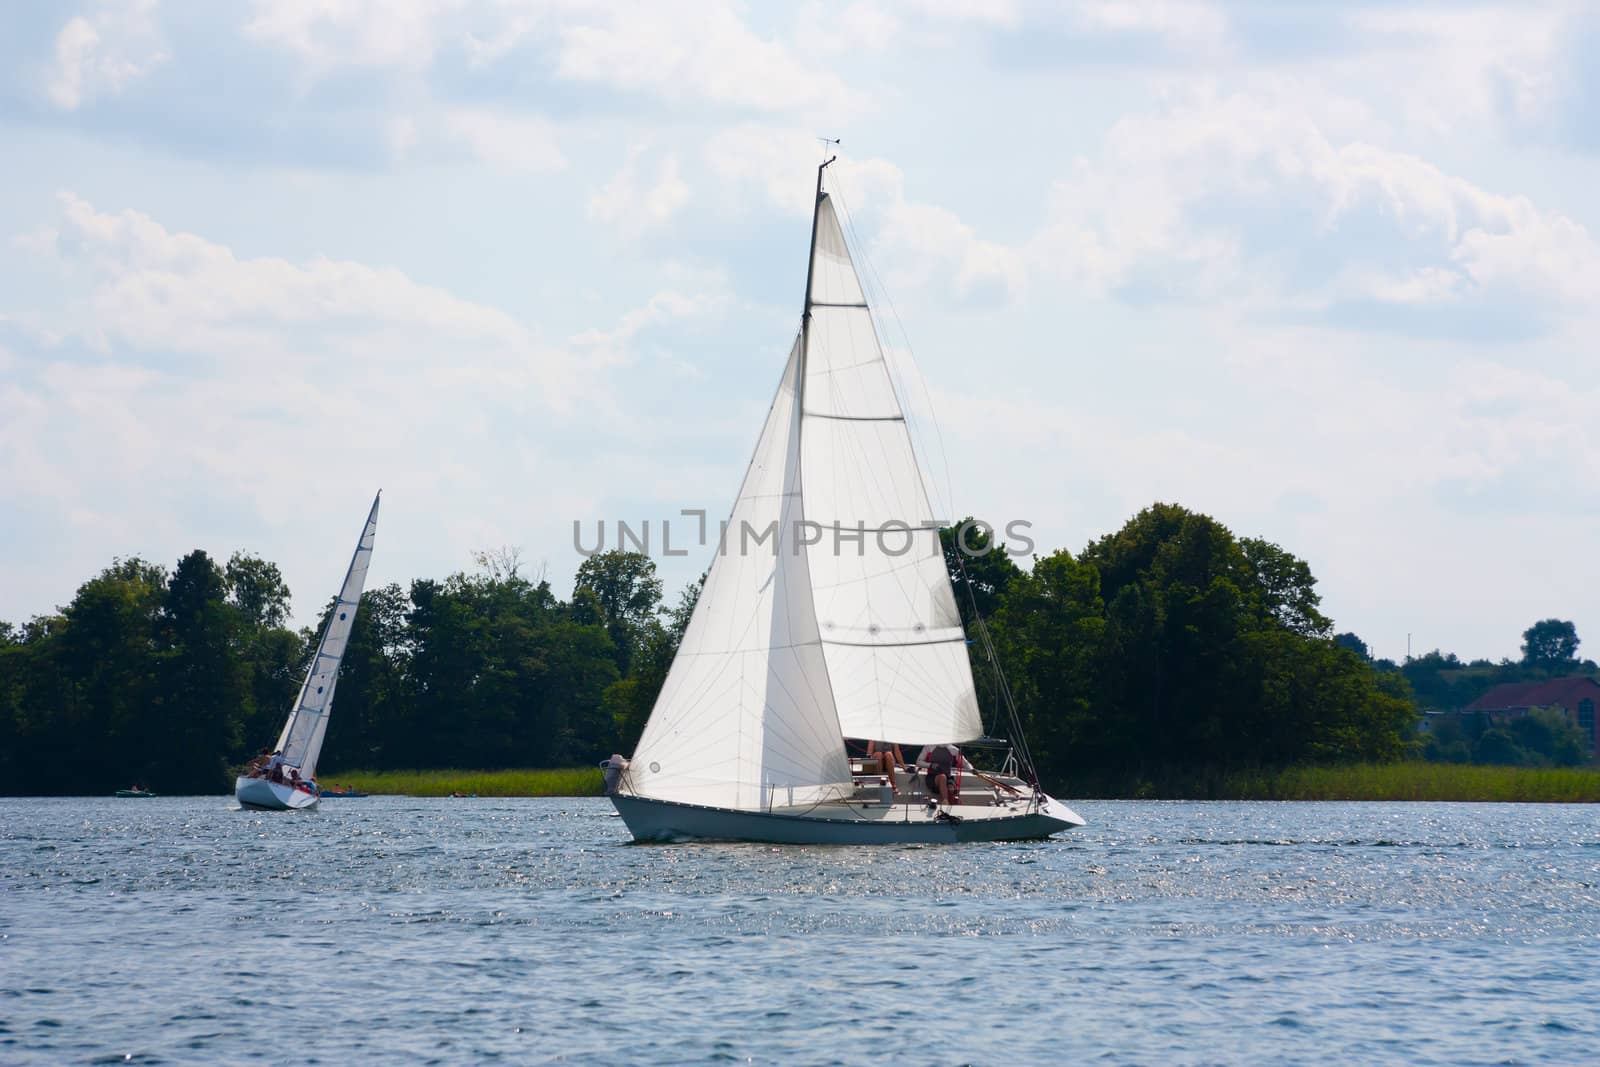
[608, 161, 1084, 843]
[235, 491, 380, 811]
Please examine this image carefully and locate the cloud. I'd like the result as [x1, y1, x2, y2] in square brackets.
[19, 191, 532, 362]
[2, 190, 590, 541]
[242, 0, 859, 117]
[1030, 86, 1600, 335]
[554, 1, 860, 116]
[46, 0, 168, 111]
[1342, 3, 1572, 139]
[704, 125, 1026, 303]
[588, 146, 691, 236]
[243, 0, 464, 71]
[0, 189, 729, 627]
[1067, 0, 1228, 49]
[439, 108, 567, 173]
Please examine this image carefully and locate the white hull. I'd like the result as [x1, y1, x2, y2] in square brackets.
[612, 792, 1083, 845]
[235, 776, 319, 811]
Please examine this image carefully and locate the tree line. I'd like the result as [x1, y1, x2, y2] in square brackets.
[1, 500, 1540, 796]
[1333, 619, 1597, 769]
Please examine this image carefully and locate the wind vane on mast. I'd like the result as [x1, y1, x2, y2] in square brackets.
[817, 136, 840, 160]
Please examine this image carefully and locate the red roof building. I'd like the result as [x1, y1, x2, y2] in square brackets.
[1466, 676, 1600, 759]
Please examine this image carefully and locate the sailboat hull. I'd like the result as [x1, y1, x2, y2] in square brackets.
[235, 776, 319, 811]
[611, 793, 1083, 845]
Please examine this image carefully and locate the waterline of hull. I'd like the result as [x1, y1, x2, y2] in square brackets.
[611, 793, 1083, 844]
[234, 776, 318, 811]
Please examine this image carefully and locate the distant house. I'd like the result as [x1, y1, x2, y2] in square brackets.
[1465, 677, 1600, 759]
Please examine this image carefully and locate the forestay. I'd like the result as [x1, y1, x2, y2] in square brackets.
[628, 341, 855, 811]
[275, 491, 381, 779]
[800, 195, 982, 744]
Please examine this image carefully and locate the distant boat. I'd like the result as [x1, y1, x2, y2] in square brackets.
[114, 788, 156, 798]
[235, 492, 380, 812]
[318, 786, 369, 798]
[607, 161, 1085, 844]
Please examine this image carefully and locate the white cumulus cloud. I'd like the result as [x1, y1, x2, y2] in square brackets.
[46, 0, 168, 111]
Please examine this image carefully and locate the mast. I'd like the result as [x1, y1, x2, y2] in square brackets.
[799, 154, 836, 395]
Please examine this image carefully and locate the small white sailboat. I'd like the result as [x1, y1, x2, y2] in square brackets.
[236, 492, 380, 811]
[608, 161, 1084, 844]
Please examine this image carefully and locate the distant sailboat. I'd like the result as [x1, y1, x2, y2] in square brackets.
[607, 161, 1084, 843]
[236, 492, 380, 811]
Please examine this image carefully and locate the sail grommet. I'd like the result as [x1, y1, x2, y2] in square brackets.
[649, 762, 661, 773]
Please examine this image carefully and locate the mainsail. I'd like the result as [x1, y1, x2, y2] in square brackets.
[274, 491, 380, 780]
[628, 170, 981, 812]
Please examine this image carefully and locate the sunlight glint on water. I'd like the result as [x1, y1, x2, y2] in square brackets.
[2, 797, 1597, 1064]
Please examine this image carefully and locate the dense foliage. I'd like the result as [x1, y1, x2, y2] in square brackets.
[0, 550, 649, 794]
[0, 502, 1585, 795]
[950, 504, 1417, 780]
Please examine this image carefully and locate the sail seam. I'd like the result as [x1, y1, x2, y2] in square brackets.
[821, 635, 967, 648]
[803, 412, 905, 422]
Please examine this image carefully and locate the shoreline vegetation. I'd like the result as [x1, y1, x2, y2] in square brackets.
[5, 503, 1594, 798]
[329, 767, 605, 797]
[320, 763, 1600, 803]
[1069, 762, 1600, 803]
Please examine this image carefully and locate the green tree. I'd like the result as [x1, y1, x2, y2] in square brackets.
[941, 519, 1024, 628]
[154, 550, 249, 792]
[990, 549, 1105, 771]
[606, 573, 703, 753]
[1507, 707, 1589, 767]
[1333, 632, 1371, 661]
[319, 583, 410, 771]
[574, 550, 663, 673]
[0, 621, 19, 785]
[1240, 537, 1332, 638]
[1472, 727, 1524, 765]
[56, 558, 168, 789]
[1521, 619, 1580, 673]
[226, 552, 291, 629]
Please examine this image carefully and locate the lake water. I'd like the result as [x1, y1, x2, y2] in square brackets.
[2, 797, 1598, 1065]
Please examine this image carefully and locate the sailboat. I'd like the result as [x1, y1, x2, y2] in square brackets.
[235, 492, 380, 811]
[608, 161, 1084, 844]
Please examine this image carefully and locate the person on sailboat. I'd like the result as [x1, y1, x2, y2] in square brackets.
[265, 750, 286, 783]
[920, 744, 968, 807]
[866, 740, 907, 796]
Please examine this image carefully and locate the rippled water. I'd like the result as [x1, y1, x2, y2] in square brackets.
[3, 797, 1598, 1065]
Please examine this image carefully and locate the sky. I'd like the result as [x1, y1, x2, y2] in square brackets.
[1, 0, 1597, 664]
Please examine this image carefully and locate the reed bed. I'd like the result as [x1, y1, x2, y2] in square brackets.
[1223, 762, 1600, 803]
[329, 762, 1600, 802]
[326, 767, 604, 797]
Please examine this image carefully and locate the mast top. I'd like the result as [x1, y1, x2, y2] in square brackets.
[802, 156, 837, 322]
